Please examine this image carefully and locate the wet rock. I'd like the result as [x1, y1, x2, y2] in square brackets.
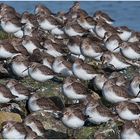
[26, 111, 69, 138]
[0, 112, 22, 128]
[76, 126, 99, 139]
[37, 129, 69, 139]
[0, 103, 27, 119]
[93, 120, 120, 139]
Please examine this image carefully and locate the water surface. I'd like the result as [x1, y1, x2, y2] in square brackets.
[1, 1, 140, 31]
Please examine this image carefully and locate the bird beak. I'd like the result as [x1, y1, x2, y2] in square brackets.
[113, 46, 120, 51]
[22, 66, 30, 73]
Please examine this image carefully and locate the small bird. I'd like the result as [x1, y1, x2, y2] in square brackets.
[64, 19, 88, 37]
[21, 11, 38, 28]
[128, 31, 140, 43]
[43, 39, 66, 57]
[0, 83, 17, 103]
[85, 102, 115, 124]
[1, 17, 22, 34]
[103, 32, 122, 53]
[101, 51, 131, 70]
[119, 42, 140, 60]
[62, 76, 90, 100]
[72, 59, 98, 80]
[24, 115, 46, 137]
[1, 121, 27, 139]
[102, 78, 129, 103]
[61, 104, 86, 129]
[42, 53, 55, 69]
[115, 101, 140, 121]
[95, 18, 119, 39]
[28, 49, 43, 63]
[80, 36, 104, 60]
[37, 14, 61, 31]
[27, 62, 55, 82]
[63, 1, 88, 21]
[25, 126, 38, 139]
[0, 40, 19, 59]
[35, 4, 52, 16]
[6, 79, 31, 101]
[67, 35, 82, 55]
[77, 14, 96, 30]
[93, 10, 115, 24]
[121, 121, 140, 139]
[116, 26, 132, 41]
[22, 35, 43, 54]
[52, 56, 73, 77]
[11, 54, 29, 78]
[130, 75, 140, 97]
[10, 38, 29, 56]
[28, 93, 61, 112]
[93, 73, 109, 91]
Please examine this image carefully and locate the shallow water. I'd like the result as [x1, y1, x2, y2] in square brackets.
[1, 1, 140, 31]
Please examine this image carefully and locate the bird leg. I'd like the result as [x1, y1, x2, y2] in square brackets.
[71, 129, 77, 138]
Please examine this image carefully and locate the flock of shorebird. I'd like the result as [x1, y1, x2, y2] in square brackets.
[0, 2, 140, 139]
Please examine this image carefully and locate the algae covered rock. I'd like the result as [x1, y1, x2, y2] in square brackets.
[28, 111, 69, 139]
[0, 111, 22, 128]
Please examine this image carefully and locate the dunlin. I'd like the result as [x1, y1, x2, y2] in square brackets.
[51, 26, 64, 37]
[72, 59, 98, 80]
[115, 101, 140, 121]
[28, 94, 60, 112]
[0, 3, 16, 13]
[21, 11, 38, 27]
[6, 79, 30, 101]
[0, 83, 17, 103]
[1, 121, 27, 139]
[93, 10, 115, 24]
[0, 40, 19, 59]
[28, 49, 43, 63]
[116, 26, 132, 41]
[43, 39, 66, 57]
[24, 115, 45, 137]
[22, 35, 43, 54]
[93, 73, 109, 91]
[25, 126, 38, 139]
[101, 51, 131, 70]
[80, 37, 104, 60]
[109, 71, 127, 87]
[119, 42, 140, 60]
[130, 75, 140, 97]
[42, 52, 55, 69]
[128, 31, 140, 42]
[61, 104, 86, 129]
[37, 14, 61, 31]
[121, 121, 140, 139]
[77, 14, 96, 30]
[64, 19, 88, 36]
[95, 18, 119, 38]
[102, 78, 129, 103]
[85, 103, 115, 124]
[52, 56, 73, 77]
[103, 32, 122, 53]
[1, 16, 22, 34]
[11, 54, 29, 78]
[10, 38, 29, 56]
[35, 4, 52, 16]
[62, 76, 90, 100]
[67, 35, 82, 55]
[27, 62, 55, 82]
[64, 2, 88, 20]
